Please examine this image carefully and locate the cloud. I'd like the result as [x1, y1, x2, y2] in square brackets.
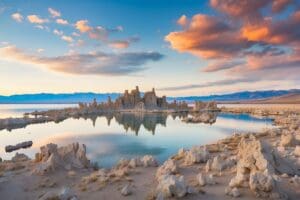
[177, 15, 188, 27]
[48, 8, 61, 18]
[165, 14, 251, 59]
[210, 0, 270, 20]
[72, 32, 80, 37]
[27, 15, 48, 24]
[56, 18, 68, 25]
[159, 78, 255, 91]
[165, 0, 300, 90]
[88, 26, 108, 41]
[74, 20, 137, 49]
[109, 37, 139, 49]
[109, 41, 130, 49]
[11, 13, 23, 22]
[0, 45, 164, 76]
[202, 60, 246, 72]
[35, 25, 49, 31]
[75, 20, 92, 33]
[272, 0, 293, 13]
[53, 29, 63, 36]
[61, 35, 73, 43]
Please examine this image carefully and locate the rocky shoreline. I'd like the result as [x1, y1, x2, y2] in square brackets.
[0, 106, 300, 199]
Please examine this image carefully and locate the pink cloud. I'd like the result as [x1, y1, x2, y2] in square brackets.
[27, 15, 48, 24]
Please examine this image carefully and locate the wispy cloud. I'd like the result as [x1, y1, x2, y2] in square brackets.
[158, 78, 256, 91]
[61, 35, 73, 43]
[48, 8, 61, 18]
[109, 37, 139, 49]
[11, 12, 23, 22]
[0, 45, 164, 76]
[56, 18, 68, 25]
[53, 29, 63, 36]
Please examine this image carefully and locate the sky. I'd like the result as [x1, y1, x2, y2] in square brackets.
[0, 0, 299, 96]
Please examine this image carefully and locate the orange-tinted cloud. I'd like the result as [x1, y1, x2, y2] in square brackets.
[75, 20, 92, 33]
[27, 15, 49, 24]
[164, 0, 300, 90]
[210, 0, 270, 20]
[177, 15, 188, 27]
[165, 14, 250, 59]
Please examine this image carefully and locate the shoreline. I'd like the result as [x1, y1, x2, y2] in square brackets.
[0, 105, 299, 199]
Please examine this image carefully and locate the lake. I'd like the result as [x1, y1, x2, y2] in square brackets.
[0, 104, 274, 168]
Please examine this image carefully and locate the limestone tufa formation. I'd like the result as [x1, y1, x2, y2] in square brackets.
[78, 86, 189, 112]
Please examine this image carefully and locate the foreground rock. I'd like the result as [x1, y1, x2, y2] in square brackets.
[33, 142, 90, 175]
[5, 141, 33, 153]
[229, 137, 299, 198]
[184, 146, 209, 165]
[156, 175, 187, 198]
[156, 159, 178, 180]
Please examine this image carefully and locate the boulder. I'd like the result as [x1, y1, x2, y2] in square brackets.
[197, 173, 206, 186]
[197, 173, 216, 186]
[11, 153, 30, 162]
[249, 172, 274, 197]
[141, 155, 158, 167]
[184, 146, 209, 165]
[33, 143, 90, 174]
[157, 175, 187, 198]
[121, 184, 132, 196]
[156, 159, 178, 180]
[207, 155, 236, 172]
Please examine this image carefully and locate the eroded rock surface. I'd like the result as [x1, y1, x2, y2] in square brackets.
[156, 175, 187, 198]
[184, 146, 209, 165]
[33, 142, 90, 175]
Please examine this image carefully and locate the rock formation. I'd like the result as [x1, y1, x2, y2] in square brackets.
[5, 141, 33, 153]
[33, 142, 90, 175]
[78, 86, 189, 112]
[229, 137, 299, 198]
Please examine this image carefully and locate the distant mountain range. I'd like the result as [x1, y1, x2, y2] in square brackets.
[0, 89, 299, 104]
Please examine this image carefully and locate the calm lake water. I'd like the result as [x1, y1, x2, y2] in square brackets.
[0, 104, 274, 168]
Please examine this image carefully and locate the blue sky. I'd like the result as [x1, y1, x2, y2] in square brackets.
[0, 0, 299, 96]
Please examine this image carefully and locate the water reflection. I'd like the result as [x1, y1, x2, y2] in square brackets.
[72, 112, 189, 135]
[0, 111, 273, 167]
